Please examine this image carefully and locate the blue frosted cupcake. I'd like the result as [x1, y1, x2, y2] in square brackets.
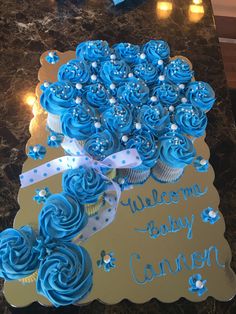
[152, 82, 180, 107]
[117, 77, 149, 109]
[102, 103, 133, 137]
[41, 81, 78, 133]
[185, 81, 216, 112]
[173, 103, 207, 140]
[39, 193, 88, 241]
[133, 62, 161, 86]
[120, 130, 159, 184]
[84, 129, 120, 161]
[100, 59, 130, 89]
[40, 81, 77, 115]
[113, 42, 140, 64]
[136, 103, 170, 137]
[143, 39, 170, 64]
[61, 104, 96, 144]
[84, 83, 110, 113]
[58, 59, 91, 85]
[62, 167, 108, 216]
[76, 40, 110, 62]
[0, 226, 39, 281]
[152, 132, 196, 183]
[165, 57, 194, 85]
[37, 242, 93, 307]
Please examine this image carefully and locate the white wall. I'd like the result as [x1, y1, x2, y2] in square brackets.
[211, 0, 236, 17]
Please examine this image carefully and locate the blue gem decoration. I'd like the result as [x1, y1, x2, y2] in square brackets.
[194, 156, 209, 172]
[28, 144, 46, 160]
[47, 132, 64, 148]
[97, 250, 116, 272]
[45, 51, 59, 64]
[33, 187, 51, 204]
[201, 207, 220, 225]
[188, 274, 207, 297]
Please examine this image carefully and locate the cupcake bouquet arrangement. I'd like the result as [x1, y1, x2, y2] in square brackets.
[0, 40, 215, 307]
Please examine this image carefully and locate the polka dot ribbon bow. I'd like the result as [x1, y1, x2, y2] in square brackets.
[19, 137, 142, 241]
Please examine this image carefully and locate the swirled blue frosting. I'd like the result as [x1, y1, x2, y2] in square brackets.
[102, 103, 133, 135]
[165, 58, 194, 85]
[39, 193, 88, 241]
[36, 243, 93, 307]
[126, 130, 159, 169]
[84, 83, 110, 112]
[113, 43, 140, 64]
[58, 59, 91, 85]
[133, 62, 160, 85]
[158, 132, 196, 168]
[100, 60, 130, 86]
[174, 103, 207, 137]
[136, 104, 170, 135]
[62, 167, 108, 204]
[117, 77, 149, 108]
[40, 81, 77, 115]
[84, 129, 120, 160]
[153, 82, 180, 106]
[143, 40, 170, 63]
[0, 226, 39, 280]
[61, 105, 96, 140]
[186, 81, 216, 111]
[76, 40, 110, 62]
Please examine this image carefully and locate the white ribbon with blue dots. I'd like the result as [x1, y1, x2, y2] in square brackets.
[20, 137, 141, 241]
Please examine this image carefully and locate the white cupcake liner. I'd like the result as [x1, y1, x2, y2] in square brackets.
[47, 116, 86, 149]
[152, 159, 183, 183]
[47, 113, 62, 133]
[119, 168, 150, 184]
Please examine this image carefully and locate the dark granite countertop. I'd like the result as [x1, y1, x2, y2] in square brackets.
[0, 0, 235, 313]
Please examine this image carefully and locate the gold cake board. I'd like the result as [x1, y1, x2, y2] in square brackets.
[3, 51, 236, 307]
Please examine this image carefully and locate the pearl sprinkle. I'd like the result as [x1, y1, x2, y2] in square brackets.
[109, 97, 116, 104]
[195, 280, 204, 289]
[200, 159, 207, 166]
[170, 124, 178, 131]
[135, 122, 142, 130]
[122, 135, 128, 142]
[150, 96, 158, 102]
[208, 210, 217, 218]
[76, 83, 82, 90]
[38, 189, 47, 197]
[94, 122, 101, 129]
[91, 74, 97, 81]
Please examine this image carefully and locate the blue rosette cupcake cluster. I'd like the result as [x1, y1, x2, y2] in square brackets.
[40, 39, 216, 185]
[0, 190, 93, 307]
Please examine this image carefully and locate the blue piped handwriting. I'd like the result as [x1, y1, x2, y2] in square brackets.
[130, 245, 225, 285]
[120, 183, 208, 214]
[135, 214, 195, 240]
